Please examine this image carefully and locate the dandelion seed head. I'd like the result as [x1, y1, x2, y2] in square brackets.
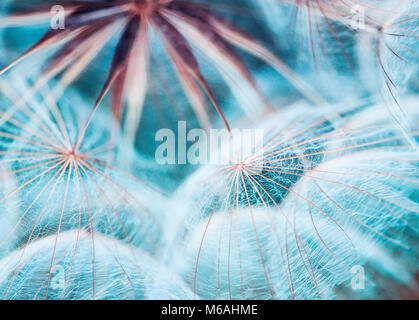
[254, 0, 418, 141]
[166, 98, 419, 299]
[0, 0, 332, 139]
[0, 78, 166, 259]
[0, 230, 194, 300]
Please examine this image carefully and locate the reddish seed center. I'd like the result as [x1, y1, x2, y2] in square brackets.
[131, 0, 171, 16]
[132, 0, 154, 14]
[236, 162, 246, 170]
[65, 149, 81, 161]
